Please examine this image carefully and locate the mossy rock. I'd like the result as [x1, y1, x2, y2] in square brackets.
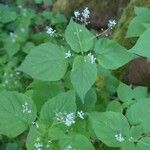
[113, 0, 150, 83]
[113, 0, 150, 48]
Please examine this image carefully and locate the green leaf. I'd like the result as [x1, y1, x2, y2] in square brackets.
[18, 43, 68, 81]
[122, 142, 136, 150]
[71, 56, 97, 102]
[130, 125, 143, 141]
[88, 112, 130, 147]
[40, 90, 76, 123]
[97, 65, 119, 94]
[26, 122, 53, 150]
[107, 101, 123, 113]
[43, 0, 52, 5]
[5, 143, 18, 150]
[34, 0, 42, 4]
[0, 91, 37, 137]
[136, 137, 150, 150]
[129, 28, 150, 58]
[126, 7, 150, 37]
[59, 134, 94, 150]
[126, 99, 150, 133]
[117, 82, 134, 102]
[29, 80, 64, 111]
[22, 42, 35, 54]
[4, 40, 20, 59]
[134, 7, 150, 17]
[132, 86, 148, 101]
[65, 19, 95, 53]
[95, 38, 136, 69]
[51, 12, 67, 25]
[117, 82, 148, 102]
[126, 17, 149, 37]
[0, 4, 17, 23]
[48, 126, 67, 141]
[84, 88, 97, 112]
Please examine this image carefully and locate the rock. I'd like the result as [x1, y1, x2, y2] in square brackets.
[122, 58, 150, 87]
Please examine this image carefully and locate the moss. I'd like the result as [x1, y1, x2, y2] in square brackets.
[113, 0, 150, 48]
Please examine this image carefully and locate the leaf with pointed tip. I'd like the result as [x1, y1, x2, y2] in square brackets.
[88, 112, 130, 147]
[65, 19, 95, 53]
[71, 56, 97, 102]
[129, 28, 150, 58]
[40, 90, 76, 123]
[95, 38, 136, 70]
[59, 134, 94, 150]
[0, 91, 37, 138]
[18, 43, 68, 81]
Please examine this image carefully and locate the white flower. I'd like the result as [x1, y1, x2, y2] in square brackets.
[55, 112, 75, 127]
[34, 138, 43, 150]
[32, 122, 39, 128]
[87, 53, 96, 64]
[115, 133, 125, 142]
[55, 112, 65, 122]
[65, 145, 73, 150]
[65, 50, 72, 59]
[73, 7, 90, 25]
[48, 140, 52, 143]
[129, 136, 133, 142]
[46, 26, 56, 37]
[74, 11, 80, 19]
[82, 7, 90, 19]
[65, 113, 75, 126]
[77, 110, 85, 119]
[34, 142, 43, 150]
[108, 19, 117, 29]
[46, 140, 52, 148]
[81, 7, 90, 24]
[22, 102, 31, 114]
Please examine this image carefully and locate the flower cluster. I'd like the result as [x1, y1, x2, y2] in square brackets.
[34, 137, 43, 150]
[46, 140, 52, 148]
[115, 133, 125, 142]
[108, 19, 117, 29]
[55, 110, 85, 127]
[55, 112, 75, 127]
[87, 53, 96, 64]
[65, 145, 73, 150]
[46, 26, 56, 37]
[65, 50, 72, 59]
[22, 102, 31, 114]
[34, 138, 52, 150]
[74, 7, 90, 25]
